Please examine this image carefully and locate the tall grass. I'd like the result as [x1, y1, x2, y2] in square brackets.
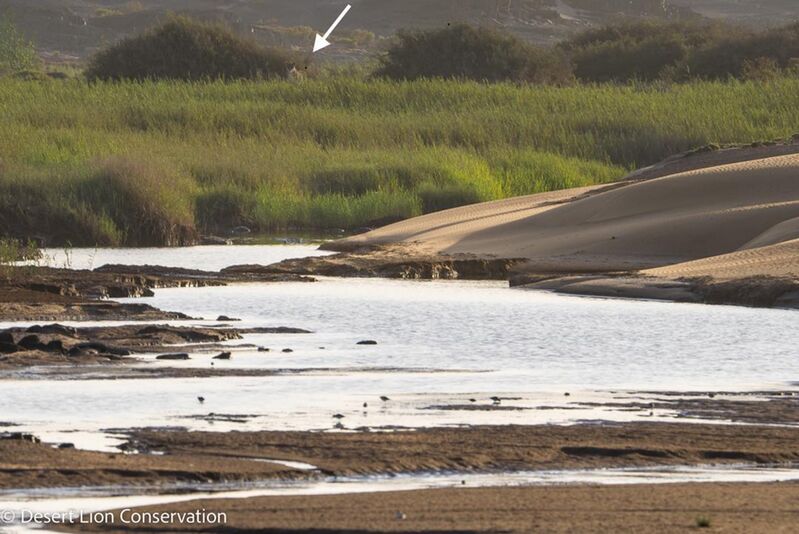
[1, 76, 798, 245]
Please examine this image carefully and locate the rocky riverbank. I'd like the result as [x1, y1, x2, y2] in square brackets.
[0, 264, 314, 322]
[0, 323, 310, 370]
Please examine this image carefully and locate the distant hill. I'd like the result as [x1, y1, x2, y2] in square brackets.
[2, 0, 798, 65]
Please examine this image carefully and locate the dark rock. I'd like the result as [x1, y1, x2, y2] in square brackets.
[57, 442, 75, 449]
[17, 335, 43, 350]
[0, 332, 13, 345]
[136, 325, 240, 343]
[138, 325, 165, 335]
[156, 353, 191, 360]
[27, 324, 77, 337]
[68, 342, 130, 356]
[0, 342, 18, 354]
[357, 340, 378, 345]
[241, 327, 311, 334]
[1, 432, 40, 443]
[213, 352, 232, 360]
[257, 347, 270, 352]
[216, 315, 240, 322]
[282, 348, 293, 353]
[106, 285, 155, 298]
[44, 340, 65, 353]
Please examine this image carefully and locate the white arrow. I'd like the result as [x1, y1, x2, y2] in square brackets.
[313, 4, 352, 52]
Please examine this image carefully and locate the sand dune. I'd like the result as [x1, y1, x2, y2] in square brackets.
[336, 153, 799, 280]
[645, 238, 799, 280]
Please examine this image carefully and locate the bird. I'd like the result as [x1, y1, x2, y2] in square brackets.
[363, 402, 368, 408]
[395, 511, 407, 520]
[469, 398, 477, 403]
[333, 413, 345, 419]
[197, 396, 205, 403]
[490, 396, 501, 405]
[564, 392, 571, 397]
[380, 396, 390, 402]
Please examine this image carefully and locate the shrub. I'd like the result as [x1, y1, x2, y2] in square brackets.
[564, 19, 799, 83]
[78, 158, 198, 246]
[561, 21, 728, 83]
[0, 238, 41, 280]
[0, 238, 41, 264]
[86, 16, 297, 81]
[695, 516, 712, 528]
[0, 15, 41, 76]
[687, 22, 799, 80]
[376, 24, 573, 84]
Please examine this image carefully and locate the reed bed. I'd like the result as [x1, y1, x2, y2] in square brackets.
[1, 76, 797, 245]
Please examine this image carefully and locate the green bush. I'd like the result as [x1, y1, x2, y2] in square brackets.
[77, 158, 198, 246]
[0, 238, 41, 280]
[687, 22, 799, 80]
[376, 24, 573, 84]
[561, 21, 728, 83]
[86, 16, 297, 81]
[563, 20, 799, 83]
[0, 15, 41, 76]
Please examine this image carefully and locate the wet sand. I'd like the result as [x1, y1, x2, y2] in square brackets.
[73, 482, 799, 533]
[126, 422, 799, 477]
[31, 419, 799, 533]
[5, 420, 799, 490]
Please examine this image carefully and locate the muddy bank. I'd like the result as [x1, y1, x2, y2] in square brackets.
[0, 286, 190, 323]
[126, 422, 799, 478]
[13, 365, 459, 380]
[510, 273, 799, 310]
[0, 323, 310, 370]
[0, 433, 302, 490]
[0, 265, 314, 322]
[79, 482, 799, 533]
[228, 247, 522, 280]
[578, 392, 799, 425]
[4, 422, 799, 491]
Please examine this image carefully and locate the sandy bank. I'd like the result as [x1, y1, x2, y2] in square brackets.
[255, 147, 799, 308]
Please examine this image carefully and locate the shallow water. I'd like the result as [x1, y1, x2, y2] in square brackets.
[1, 245, 798, 491]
